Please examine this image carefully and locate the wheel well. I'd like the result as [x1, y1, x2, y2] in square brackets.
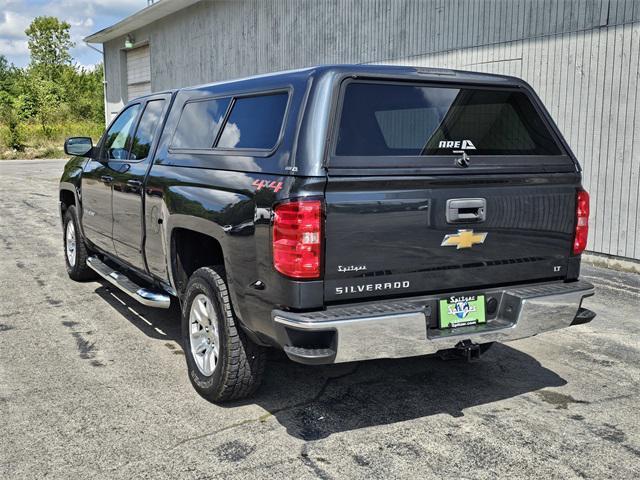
[60, 189, 75, 215]
[172, 228, 224, 295]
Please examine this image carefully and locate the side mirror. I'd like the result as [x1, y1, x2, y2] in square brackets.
[64, 137, 93, 157]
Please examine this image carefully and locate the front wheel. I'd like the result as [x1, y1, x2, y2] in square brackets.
[63, 205, 96, 281]
[182, 266, 266, 402]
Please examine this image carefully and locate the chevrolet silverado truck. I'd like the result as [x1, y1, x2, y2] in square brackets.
[59, 65, 595, 402]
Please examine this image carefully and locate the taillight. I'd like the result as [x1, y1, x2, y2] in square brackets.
[273, 199, 323, 279]
[573, 188, 589, 255]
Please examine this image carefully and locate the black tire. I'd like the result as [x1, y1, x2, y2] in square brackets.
[182, 266, 266, 402]
[63, 205, 96, 281]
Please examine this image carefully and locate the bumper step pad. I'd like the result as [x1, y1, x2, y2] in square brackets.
[283, 346, 336, 364]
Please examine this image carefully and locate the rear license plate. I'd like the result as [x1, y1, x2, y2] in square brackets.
[438, 294, 486, 329]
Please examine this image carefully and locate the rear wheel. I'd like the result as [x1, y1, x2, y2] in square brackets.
[63, 206, 96, 281]
[182, 266, 266, 402]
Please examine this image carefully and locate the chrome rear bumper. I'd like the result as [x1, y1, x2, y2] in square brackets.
[273, 280, 594, 364]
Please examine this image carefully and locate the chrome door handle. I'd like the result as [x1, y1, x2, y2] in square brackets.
[446, 198, 486, 223]
[100, 175, 113, 184]
[127, 179, 143, 187]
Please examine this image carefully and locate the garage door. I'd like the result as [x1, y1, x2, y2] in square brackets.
[126, 45, 151, 101]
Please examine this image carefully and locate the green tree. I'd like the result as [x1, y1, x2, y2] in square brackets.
[20, 17, 75, 136]
[0, 55, 8, 85]
[15, 72, 65, 138]
[59, 64, 105, 123]
[25, 16, 74, 78]
[0, 55, 25, 150]
[0, 54, 20, 95]
[1, 17, 105, 157]
[2, 109, 25, 151]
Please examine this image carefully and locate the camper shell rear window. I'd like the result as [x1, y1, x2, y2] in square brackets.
[333, 80, 567, 165]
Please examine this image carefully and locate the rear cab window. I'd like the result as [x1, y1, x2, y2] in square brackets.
[172, 97, 231, 149]
[171, 91, 289, 152]
[331, 80, 572, 172]
[217, 93, 288, 149]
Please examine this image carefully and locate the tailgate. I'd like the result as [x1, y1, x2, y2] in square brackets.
[324, 175, 577, 302]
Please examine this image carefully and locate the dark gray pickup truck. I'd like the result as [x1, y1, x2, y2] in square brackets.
[59, 65, 595, 401]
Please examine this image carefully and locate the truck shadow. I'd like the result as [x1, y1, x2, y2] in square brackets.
[94, 283, 566, 440]
[93, 284, 182, 340]
[246, 344, 567, 440]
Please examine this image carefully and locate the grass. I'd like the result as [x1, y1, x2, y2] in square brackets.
[0, 121, 104, 160]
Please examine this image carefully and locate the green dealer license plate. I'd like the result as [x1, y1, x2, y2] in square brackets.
[439, 294, 486, 329]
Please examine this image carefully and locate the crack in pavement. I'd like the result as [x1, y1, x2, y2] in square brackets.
[300, 443, 333, 480]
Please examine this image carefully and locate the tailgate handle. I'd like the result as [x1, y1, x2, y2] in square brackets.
[446, 198, 486, 223]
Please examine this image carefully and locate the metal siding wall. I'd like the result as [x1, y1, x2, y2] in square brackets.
[101, 0, 640, 259]
[138, 0, 638, 93]
[103, 38, 124, 119]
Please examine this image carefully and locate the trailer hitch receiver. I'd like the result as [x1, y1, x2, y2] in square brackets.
[455, 340, 482, 361]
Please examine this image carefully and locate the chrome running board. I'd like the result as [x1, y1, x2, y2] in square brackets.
[87, 256, 171, 309]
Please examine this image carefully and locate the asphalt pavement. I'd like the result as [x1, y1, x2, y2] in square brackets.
[1, 159, 639, 479]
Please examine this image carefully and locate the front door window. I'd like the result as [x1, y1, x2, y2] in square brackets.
[101, 104, 141, 160]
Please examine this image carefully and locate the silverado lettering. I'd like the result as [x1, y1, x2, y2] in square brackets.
[335, 281, 411, 295]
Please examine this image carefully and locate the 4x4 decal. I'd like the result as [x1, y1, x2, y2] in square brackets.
[252, 179, 283, 193]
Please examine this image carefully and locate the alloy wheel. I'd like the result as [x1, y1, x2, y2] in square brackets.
[65, 221, 77, 267]
[189, 293, 220, 376]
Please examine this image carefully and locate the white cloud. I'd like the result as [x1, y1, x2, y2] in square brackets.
[0, 11, 32, 39]
[0, 0, 142, 67]
[217, 123, 242, 148]
[0, 37, 29, 55]
[68, 17, 95, 29]
[73, 61, 100, 72]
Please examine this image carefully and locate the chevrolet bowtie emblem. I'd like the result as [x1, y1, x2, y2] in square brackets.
[441, 229, 487, 249]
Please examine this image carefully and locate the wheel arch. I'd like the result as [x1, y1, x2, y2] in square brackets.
[59, 185, 77, 214]
[169, 224, 227, 298]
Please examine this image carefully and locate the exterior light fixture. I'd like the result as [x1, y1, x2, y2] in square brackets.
[124, 35, 134, 49]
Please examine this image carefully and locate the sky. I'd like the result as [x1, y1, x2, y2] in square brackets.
[0, 0, 145, 68]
